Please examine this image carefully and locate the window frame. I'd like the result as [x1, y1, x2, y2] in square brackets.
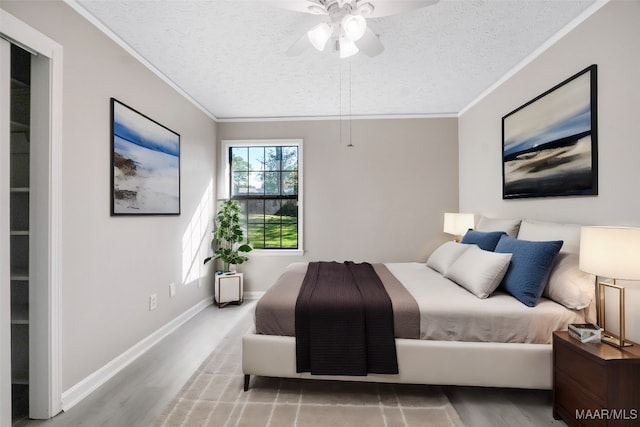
[221, 139, 303, 255]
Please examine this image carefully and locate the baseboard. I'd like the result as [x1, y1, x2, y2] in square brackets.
[61, 296, 213, 411]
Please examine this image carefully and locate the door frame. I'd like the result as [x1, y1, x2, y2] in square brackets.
[0, 9, 63, 422]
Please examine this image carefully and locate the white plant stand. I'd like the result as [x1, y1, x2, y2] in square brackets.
[214, 272, 244, 308]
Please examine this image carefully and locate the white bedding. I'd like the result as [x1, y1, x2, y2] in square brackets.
[386, 262, 586, 344]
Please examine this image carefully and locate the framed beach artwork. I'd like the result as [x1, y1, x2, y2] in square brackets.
[111, 98, 181, 215]
[502, 65, 598, 199]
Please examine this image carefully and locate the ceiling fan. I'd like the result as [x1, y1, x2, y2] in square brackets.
[274, 0, 440, 58]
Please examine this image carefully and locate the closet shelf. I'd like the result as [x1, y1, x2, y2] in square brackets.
[11, 372, 29, 385]
[10, 120, 29, 132]
[10, 268, 29, 281]
[11, 304, 29, 325]
[11, 77, 29, 89]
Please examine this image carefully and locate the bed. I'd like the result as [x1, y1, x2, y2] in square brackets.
[242, 219, 596, 391]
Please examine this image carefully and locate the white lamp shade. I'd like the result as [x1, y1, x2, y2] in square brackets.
[579, 226, 640, 280]
[307, 23, 333, 51]
[339, 36, 359, 58]
[443, 213, 475, 237]
[341, 14, 367, 41]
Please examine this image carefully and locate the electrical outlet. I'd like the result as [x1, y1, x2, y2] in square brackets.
[169, 283, 175, 298]
[149, 294, 157, 311]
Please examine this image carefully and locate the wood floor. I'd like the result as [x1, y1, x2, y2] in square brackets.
[15, 299, 567, 427]
[443, 386, 566, 427]
[14, 300, 256, 427]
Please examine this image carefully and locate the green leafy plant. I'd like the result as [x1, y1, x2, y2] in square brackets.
[203, 200, 252, 271]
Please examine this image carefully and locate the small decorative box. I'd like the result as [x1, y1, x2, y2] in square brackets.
[568, 323, 602, 344]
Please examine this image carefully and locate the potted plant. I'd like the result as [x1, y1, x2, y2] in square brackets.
[204, 199, 252, 272]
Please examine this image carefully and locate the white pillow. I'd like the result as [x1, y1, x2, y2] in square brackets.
[544, 253, 595, 309]
[426, 242, 473, 275]
[444, 246, 512, 298]
[476, 216, 521, 237]
[517, 219, 582, 254]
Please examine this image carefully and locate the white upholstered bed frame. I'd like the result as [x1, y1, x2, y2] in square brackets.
[243, 333, 553, 391]
[242, 218, 593, 391]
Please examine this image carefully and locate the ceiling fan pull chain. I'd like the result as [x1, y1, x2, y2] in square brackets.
[348, 58, 354, 147]
[339, 58, 343, 146]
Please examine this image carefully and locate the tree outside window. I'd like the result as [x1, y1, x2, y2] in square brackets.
[229, 144, 299, 249]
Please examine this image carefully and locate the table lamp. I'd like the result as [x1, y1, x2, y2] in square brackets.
[579, 226, 640, 347]
[443, 213, 475, 242]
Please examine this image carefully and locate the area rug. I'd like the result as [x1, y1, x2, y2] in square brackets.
[155, 310, 465, 427]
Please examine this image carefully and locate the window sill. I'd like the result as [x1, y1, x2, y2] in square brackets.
[251, 249, 304, 257]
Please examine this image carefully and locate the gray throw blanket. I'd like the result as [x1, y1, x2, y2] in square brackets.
[295, 261, 398, 376]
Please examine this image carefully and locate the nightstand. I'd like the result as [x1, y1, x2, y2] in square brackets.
[553, 331, 640, 426]
[214, 272, 243, 307]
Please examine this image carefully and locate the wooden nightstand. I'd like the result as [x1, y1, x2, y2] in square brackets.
[553, 331, 640, 426]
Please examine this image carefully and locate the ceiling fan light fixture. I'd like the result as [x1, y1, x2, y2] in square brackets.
[355, 2, 375, 17]
[339, 36, 359, 58]
[307, 22, 333, 51]
[307, 4, 326, 15]
[341, 13, 366, 42]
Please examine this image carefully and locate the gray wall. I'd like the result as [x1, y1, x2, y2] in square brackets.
[218, 118, 459, 292]
[459, 0, 640, 226]
[2, 1, 217, 390]
[458, 0, 640, 342]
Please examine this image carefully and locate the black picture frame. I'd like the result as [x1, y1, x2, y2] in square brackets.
[110, 98, 181, 215]
[502, 65, 598, 199]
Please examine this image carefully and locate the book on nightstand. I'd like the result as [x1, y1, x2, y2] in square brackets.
[568, 323, 602, 343]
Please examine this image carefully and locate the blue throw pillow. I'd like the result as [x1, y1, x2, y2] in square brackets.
[460, 230, 506, 251]
[494, 235, 563, 307]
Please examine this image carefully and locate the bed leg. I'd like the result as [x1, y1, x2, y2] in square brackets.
[244, 375, 250, 392]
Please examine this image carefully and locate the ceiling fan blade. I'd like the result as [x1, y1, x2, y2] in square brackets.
[286, 33, 311, 56]
[355, 27, 384, 57]
[268, 0, 324, 14]
[365, 0, 439, 18]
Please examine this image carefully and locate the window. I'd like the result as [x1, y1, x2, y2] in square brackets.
[223, 140, 302, 252]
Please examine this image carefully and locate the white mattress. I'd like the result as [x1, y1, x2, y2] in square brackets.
[385, 262, 586, 344]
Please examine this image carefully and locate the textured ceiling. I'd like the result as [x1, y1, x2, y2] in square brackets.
[73, 0, 597, 120]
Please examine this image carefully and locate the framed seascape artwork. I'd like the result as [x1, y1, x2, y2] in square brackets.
[502, 65, 598, 199]
[111, 98, 180, 215]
